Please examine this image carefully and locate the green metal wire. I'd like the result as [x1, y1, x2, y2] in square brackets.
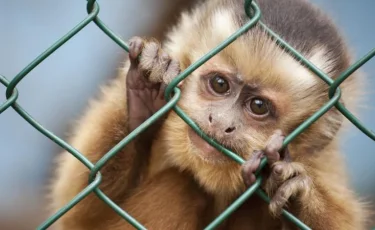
[0, 0, 373, 229]
[37, 176, 102, 230]
[5, 4, 99, 100]
[0, 75, 18, 113]
[88, 88, 180, 182]
[204, 177, 263, 230]
[256, 190, 312, 230]
[329, 48, 375, 140]
[86, 0, 130, 52]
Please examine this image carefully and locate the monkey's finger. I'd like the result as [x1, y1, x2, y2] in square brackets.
[150, 50, 172, 83]
[273, 162, 305, 181]
[269, 175, 311, 217]
[138, 40, 169, 83]
[138, 40, 159, 77]
[264, 161, 306, 194]
[264, 129, 285, 165]
[128, 36, 144, 66]
[242, 150, 264, 186]
[164, 59, 181, 85]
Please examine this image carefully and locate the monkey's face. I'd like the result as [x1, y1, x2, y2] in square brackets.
[181, 61, 279, 164]
[161, 9, 354, 195]
[162, 31, 349, 195]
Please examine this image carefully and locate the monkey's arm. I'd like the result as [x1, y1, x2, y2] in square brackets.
[242, 131, 368, 230]
[50, 37, 180, 229]
[108, 168, 209, 230]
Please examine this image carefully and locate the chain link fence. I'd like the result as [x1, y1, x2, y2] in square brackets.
[1, 0, 374, 229]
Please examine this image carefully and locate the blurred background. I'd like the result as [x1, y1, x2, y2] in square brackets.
[0, 0, 374, 229]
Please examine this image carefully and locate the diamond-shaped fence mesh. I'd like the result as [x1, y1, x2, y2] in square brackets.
[1, 0, 374, 229]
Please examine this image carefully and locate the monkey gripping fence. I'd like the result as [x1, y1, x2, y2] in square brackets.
[1, 0, 374, 229]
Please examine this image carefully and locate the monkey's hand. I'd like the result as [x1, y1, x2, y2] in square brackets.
[125, 37, 181, 189]
[126, 36, 181, 133]
[242, 130, 312, 216]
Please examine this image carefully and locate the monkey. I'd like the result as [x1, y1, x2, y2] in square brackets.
[49, 0, 371, 229]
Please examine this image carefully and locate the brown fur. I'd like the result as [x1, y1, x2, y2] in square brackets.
[50, 0, 371, 229]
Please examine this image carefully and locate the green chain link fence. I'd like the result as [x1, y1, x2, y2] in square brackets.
[1, 0, 374, 229]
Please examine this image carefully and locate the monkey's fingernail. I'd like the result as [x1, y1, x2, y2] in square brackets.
[249, 174, 256, 185]
[273, 164, 283, 174]
[244, 173, 256, 186]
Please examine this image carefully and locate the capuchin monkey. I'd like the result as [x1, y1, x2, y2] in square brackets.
[50, 0, 371, 229]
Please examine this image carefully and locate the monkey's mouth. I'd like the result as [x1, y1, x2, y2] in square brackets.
[187, 128, 233, 163]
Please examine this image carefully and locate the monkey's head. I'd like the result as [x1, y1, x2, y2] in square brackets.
[160, 1, 361, 196]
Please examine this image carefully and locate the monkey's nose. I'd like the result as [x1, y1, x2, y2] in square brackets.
[224, 126, 236, 134]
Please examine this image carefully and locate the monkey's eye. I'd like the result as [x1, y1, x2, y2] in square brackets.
[209, 75, 230, 94]
[249, 98, 269, 116]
